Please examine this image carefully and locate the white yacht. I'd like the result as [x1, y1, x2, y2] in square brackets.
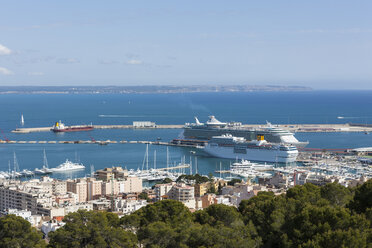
[50, 159, 85, 172]
[20, 169, 34, 176]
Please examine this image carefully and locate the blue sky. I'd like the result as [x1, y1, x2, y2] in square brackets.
[0, 0, 371, 89]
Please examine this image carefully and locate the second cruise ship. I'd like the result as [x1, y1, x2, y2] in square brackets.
[181, 116, 308, 148]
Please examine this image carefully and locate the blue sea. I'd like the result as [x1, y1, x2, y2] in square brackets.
[0, 90, 371, 179]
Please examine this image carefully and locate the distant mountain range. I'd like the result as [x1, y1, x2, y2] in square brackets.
[0, 85, 312, 94]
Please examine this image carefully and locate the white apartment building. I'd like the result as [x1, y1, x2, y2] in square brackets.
[115, 199, 147, 215]
[154, 183, 175, 201]
[167, 183, 196, 209]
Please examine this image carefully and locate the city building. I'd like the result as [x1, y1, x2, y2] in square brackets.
[154, 183, 175, 201]
[167, 183, 195, 209]
[194, 183, 208, 197]
[96, 167, 128, 181]
[133, 121, 156, 128]
[114, 198, 148, 215]
[0, 209, 43, 227]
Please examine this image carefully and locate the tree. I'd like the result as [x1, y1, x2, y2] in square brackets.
[227, 178, 242, 186]
[349, 179, 372, 213]
[48, 210, 137, 248]
[137, 222, 180, 248]
[302, 229, 369, 248]
[195, 204, 243, 227]
[176, 174, 209, 184]
[217, 182, 223, 195]
[138, 192, 149, 201]
[0, 215, 46, 248]
[286, 183, 321, 205]
[320, 182, 353, 207]
[121, 200, 192, 229]
[161, 177, 173, 184]
[207, 182, 217, 194]
[208, 172, 214, 182]
[186, 222, 261, 248]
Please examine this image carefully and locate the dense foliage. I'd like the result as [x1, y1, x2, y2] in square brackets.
[48, 211, 137, 248]
[3, 180, 371, 247]
[227, 178, 243, 186]
[0, 214, 46, 248]
[176, 174, 210, 184]
[238, 182, 372, 247]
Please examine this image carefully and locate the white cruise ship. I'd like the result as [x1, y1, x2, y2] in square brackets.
[50, 159, 85, 172]
[203, 134, 298, 163]
[182, 116, 308, 148]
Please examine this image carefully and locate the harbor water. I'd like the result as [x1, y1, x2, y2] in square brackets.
[0, 91, 371, 180]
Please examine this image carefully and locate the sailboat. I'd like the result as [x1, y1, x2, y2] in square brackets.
[34, 149, 52, 174]
[20, 114, 24, 126]
[12, 152, 22, 178]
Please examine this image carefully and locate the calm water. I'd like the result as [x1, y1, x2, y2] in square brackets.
[0, 91, 371, 179]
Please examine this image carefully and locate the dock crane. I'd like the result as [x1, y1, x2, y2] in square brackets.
[0, 128, 9, 142]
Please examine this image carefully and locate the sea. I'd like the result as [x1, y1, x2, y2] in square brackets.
[0, 90, 371, 180]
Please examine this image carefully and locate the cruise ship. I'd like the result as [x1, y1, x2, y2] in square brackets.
[203, 134, 298, 163]
[50, 159, 85, 172]
[182, 116, 308, 148]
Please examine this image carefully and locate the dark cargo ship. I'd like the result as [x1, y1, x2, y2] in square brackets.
[51, 121, 94, 132]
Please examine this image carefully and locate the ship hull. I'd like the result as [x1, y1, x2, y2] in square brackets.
[50, 167, 85, 172]
[183, 128, 308, 148]
[52, 127, 94, 132]
[203, 145, 298, 163]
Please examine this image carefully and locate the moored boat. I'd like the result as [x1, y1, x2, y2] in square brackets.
[50, 159, 85, 172]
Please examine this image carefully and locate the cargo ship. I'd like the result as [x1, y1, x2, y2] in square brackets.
[51, 120, 94, 132]
[202, 134, 298, 163]
[181, 116, 308, 148]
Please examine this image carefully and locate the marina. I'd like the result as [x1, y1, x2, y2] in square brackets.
[1, 92, 372, 184]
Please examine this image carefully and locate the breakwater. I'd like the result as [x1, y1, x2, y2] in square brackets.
[11, 123, 372, 134]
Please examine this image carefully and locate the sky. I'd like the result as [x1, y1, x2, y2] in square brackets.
[0, 0, 371, 89]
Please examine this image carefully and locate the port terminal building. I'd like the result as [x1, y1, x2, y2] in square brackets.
[133, 121, 156, 128]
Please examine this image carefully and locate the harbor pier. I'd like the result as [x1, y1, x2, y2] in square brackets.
[10, 123, 372, 134]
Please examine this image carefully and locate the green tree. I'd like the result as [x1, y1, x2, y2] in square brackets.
[302, 229, 369, 248]
[208, 172, 214, 182]
[137, 222, 181, 248]
[161, 177, 173, 184]
[0, 214, 46, 248]
[238, 191, 286, 246]
[195, 204, 243, 227]
[217, 182, 223, 195]
[227, 178, 242, 186]
[138, 192, 149, 201]
[320, 182, 353, 207]
[121, 200, 192, 229]
[349, 179, 372, 213]
[176, 174, 209, 184]
[48, 210, 137, 248]
[207, 182, 217, 194]
[186, 222, 261, 248]
[286, 183, 321, 205]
